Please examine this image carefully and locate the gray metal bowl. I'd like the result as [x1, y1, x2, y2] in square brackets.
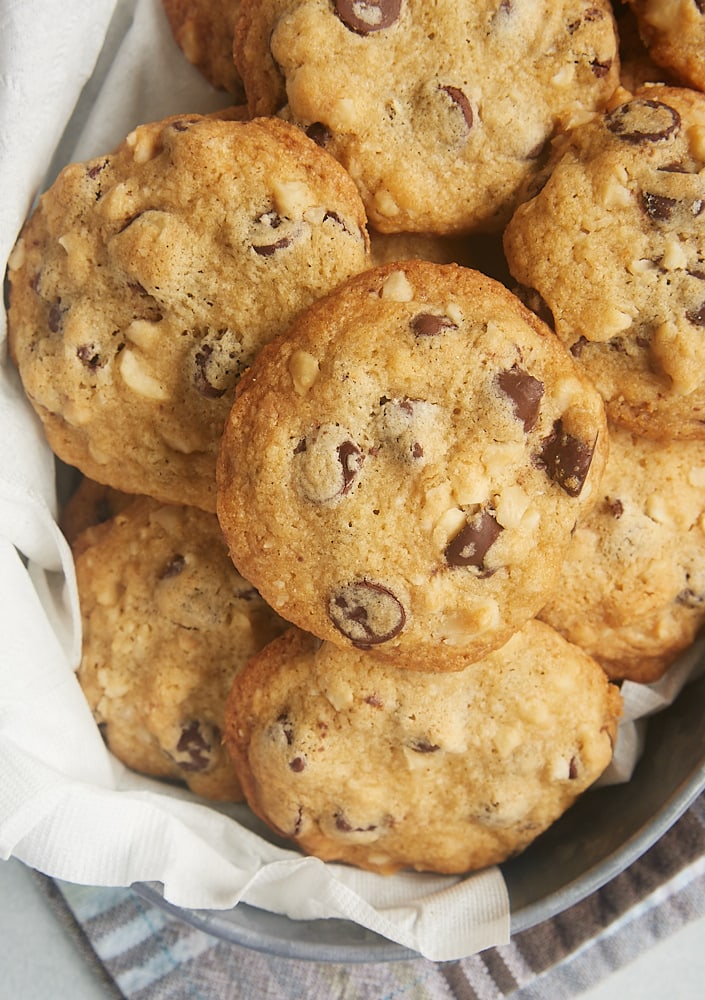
[135, 665, 705, 962]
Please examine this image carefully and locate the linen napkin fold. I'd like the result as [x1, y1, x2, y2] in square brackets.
[0, 0, 700, 965]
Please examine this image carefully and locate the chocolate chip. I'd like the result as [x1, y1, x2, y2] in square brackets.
[334, 811, 377, 833]
[641, 191, 677, 221]
[568, 756, 579, 779]
[686, 301, 705, 327]
[159, 553, 186, 579]
[76, 344, 103, 371]
[497, 365, 544, 431]
[334, 0, 401, 35]
[306, 122, 332, 146]
[440, 85, 473, 130]
[605, 99, 681, 144]
[590, 59, 612, 78]
[408, 738, 440, 753]
[277, 713, 295, 746]
[515, 286, 555, 330]
[605, 497, 624, 518]
[193, 331, 244, 398]
[328, 581, 406, 646]
[171, 720, 217, 772]
[410, 312, 458, 336]
[250, 212, 298, 256]
[47, 299, 66, 333]
[444, 509, 502, 572]
[338, 440, 364, 493]
[289, 757, 306, 772]
[677, 587, 705, 608]
[537, 419, 595, 497]
[194, 344, 226, 398]
[294, 425, 364, 502]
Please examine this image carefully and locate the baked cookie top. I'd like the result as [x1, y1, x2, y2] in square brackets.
[504, 85, 705, 439]
[217, 260, 608, 671]
[235, 0, 620, 234]
[74, 496, 287, 800]
[7, 114, 369, 511]
[540, 424, 705, 683]
[162, 0, 243, 95]
[626, 0, 705, 93]
[223, 623, 621, 874]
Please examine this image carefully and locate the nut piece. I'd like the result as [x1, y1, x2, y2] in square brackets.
[289, 350, 320, 395]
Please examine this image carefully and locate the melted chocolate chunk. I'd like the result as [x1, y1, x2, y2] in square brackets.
[159, 553, 186, 579]
[337, 440, 364, 493]
[289, 756, 306, 772]
[605, 497, 624, 519]
[334, 0, 401, 35]
[76, 343, 103, 371]
[328, 581, 406, 646]
[251, 212, 296, 256]
[408, 738, 440, 753]
[444, 509, 502, 572]
[515, 285, 555, 330]
[306, 121, 332, 146]
[47, 299, 66, 333]
[440, 85, 473, 130]
[410, 312, 457, 336]
[172, 720, 217, 772]
[641, 191, 677, 221]
[605, 99, 681, 144]
[334, 811, 377, 833]
[590, 58, 612, 78]
[686, 301, 705, 327]
[497, 365, 544, 431]
[193, 332, 244, 398]
[537, 419, 595, 497]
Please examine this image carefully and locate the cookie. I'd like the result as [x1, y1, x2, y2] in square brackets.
[7, 114, 369, 512]
[223, 623, 621, 874]
[162, 0, 243, 96]
[217, 260, 608, 671]
[613, 2, 676, 93]
[235, 0, 620, 234]
[625, 0, 705, 92]
[60, 476, 133, 546]
[73, 496, 287, 800]
[540, 423, 705, 683]
[503, 85, 705, 439]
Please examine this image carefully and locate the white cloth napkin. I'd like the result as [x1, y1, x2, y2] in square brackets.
[0, 0, 698, 963]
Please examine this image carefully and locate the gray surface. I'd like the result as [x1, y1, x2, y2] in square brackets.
[2, 856, 705, 998]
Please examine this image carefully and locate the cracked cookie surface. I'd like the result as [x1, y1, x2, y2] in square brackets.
[217, 260, 608, 670]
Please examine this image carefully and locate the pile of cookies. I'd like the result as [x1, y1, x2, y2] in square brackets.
[6, 0, 705, 876]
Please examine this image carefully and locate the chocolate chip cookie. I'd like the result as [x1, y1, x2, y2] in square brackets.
[223, 623, 621, 874]
[162, 0, 244, 95]
[7, 114, 369, 511]
[235, 0, 620, 233]
[625, 1, 705, 92]
[540, 423, 705, 683]
[73, 496, 288, 800]
[217, 260, 608, 671]
[504, 85, 705, 439]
